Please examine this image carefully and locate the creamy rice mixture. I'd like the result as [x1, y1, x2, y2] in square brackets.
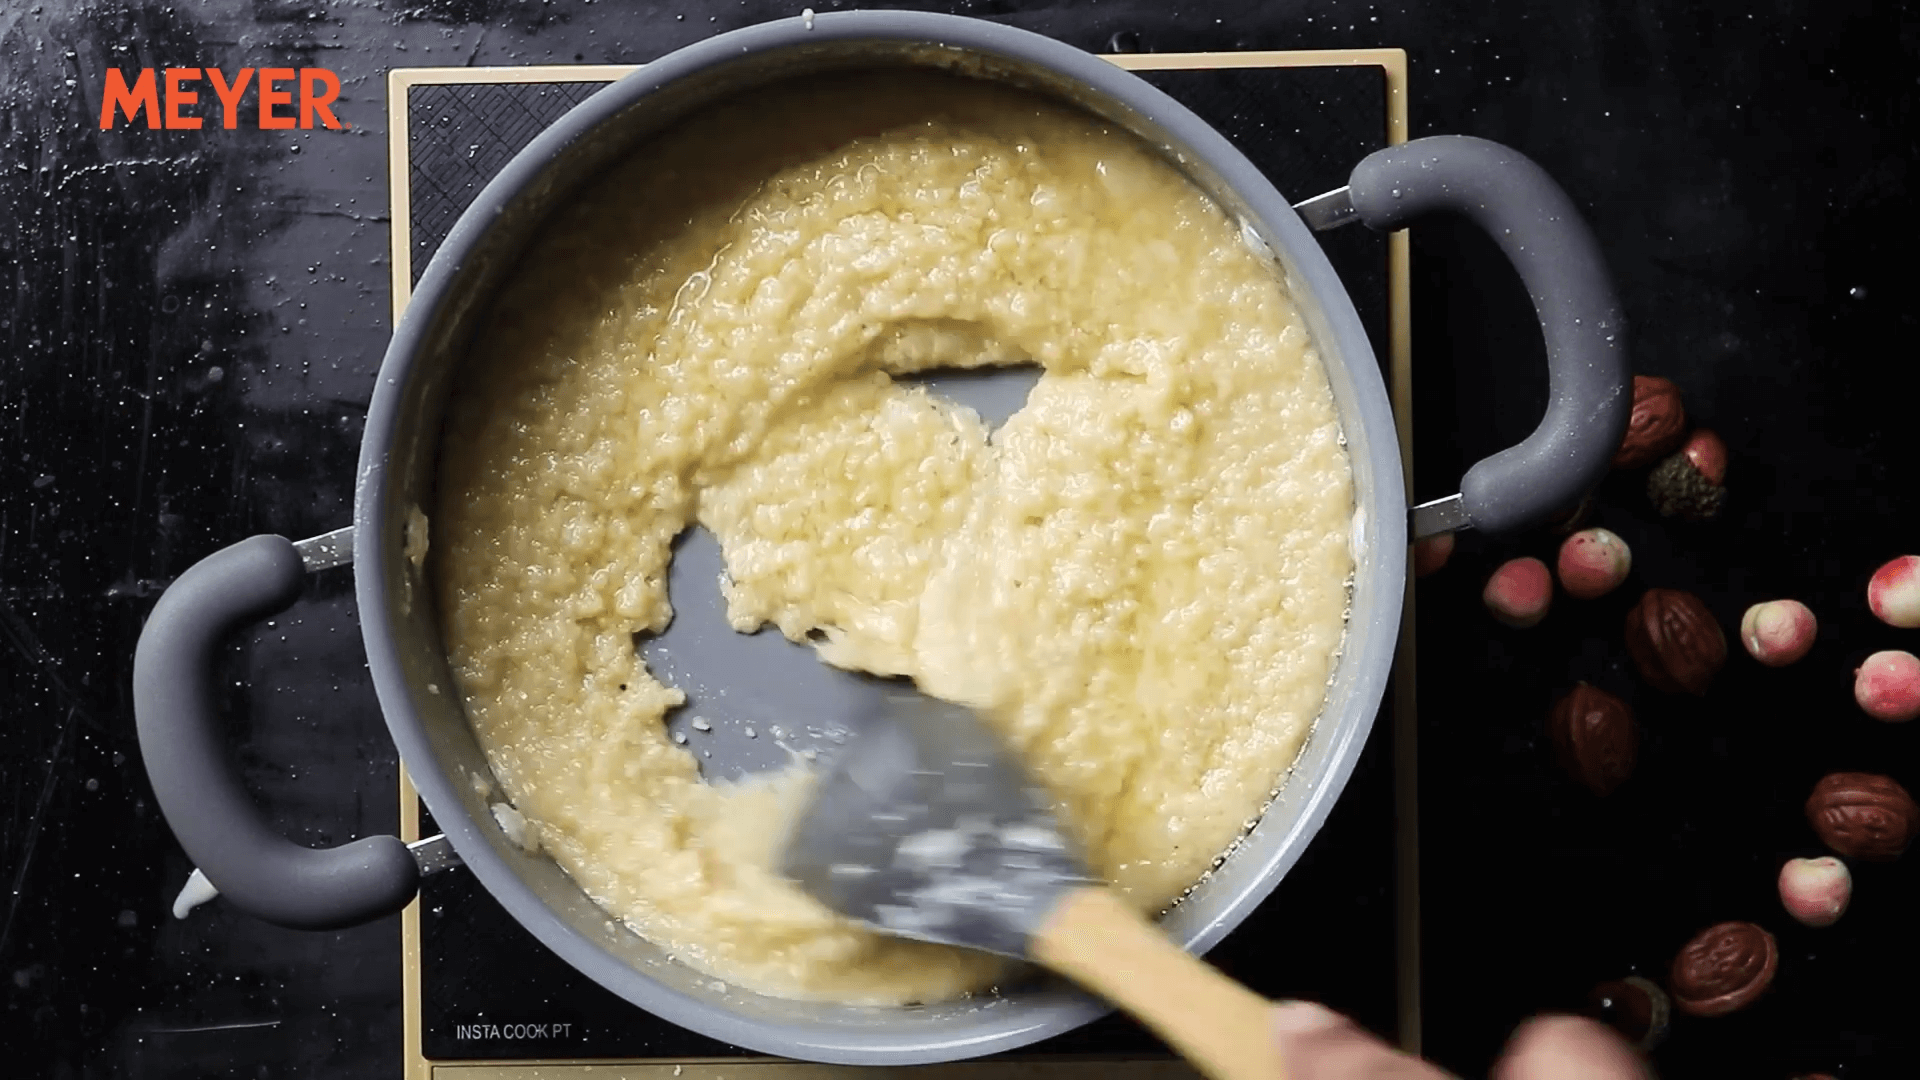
[433, 71, 1355, 1005]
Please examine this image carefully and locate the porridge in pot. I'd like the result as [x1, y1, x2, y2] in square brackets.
[433, 71, 1355, 1005]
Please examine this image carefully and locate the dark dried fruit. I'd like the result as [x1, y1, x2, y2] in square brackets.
[1547, 491, 1597, 536]
[1624, 588, 1727, 695]
[1613, 375, 1688, 468]
[1648, 429, 1728, 520]
[1805, 772, 1920, 862]
[1549, 683, 1637, 796]
[1586, 975, 1670, 1049]
[1669, 921, 1777, 1017]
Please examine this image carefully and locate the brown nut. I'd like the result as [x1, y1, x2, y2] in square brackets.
[1647, 429, 1729, 521]
[1624, 588, 1727, 695]
[1549, 683, 1637, 796]
[1805, 772, 1920, 862]
[1612, 375, 1687, 468]
[1669, 921, 1777, 1017]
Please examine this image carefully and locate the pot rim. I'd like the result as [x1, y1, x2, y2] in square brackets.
[357, 8, 1405, 1064]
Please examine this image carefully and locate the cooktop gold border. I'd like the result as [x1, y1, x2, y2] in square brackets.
[389, 46, 1414, 1080]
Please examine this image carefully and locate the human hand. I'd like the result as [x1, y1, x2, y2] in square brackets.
[1271, 1001, 1645, 1079]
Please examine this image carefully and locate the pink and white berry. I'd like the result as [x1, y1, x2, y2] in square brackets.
[1556, 528, 1633, 600]
[1868, 556, 1920, 628]
[1414, 533, 1455, 579]
[1855, 650, 1920, 723]
[1778, 856, 1851, 928]
[1739, 600, 1818, 667]
[1484, 557, 1553, 628]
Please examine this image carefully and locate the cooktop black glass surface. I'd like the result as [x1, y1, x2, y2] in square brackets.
[403, 60, 1401, 1063]
[19, 4, 1918, 1077]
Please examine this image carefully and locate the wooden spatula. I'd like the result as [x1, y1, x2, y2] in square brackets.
[779, 689, 1283, 1080]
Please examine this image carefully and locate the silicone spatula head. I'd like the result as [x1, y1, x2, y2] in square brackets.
[778, 687, 1096, 958]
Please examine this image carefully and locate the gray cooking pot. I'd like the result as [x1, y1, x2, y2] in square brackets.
[131, 10, 1627, 1065]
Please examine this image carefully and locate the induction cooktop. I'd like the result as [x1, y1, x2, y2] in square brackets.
[385, 46, 1415, 1080]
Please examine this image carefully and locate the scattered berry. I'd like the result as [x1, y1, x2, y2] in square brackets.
[1413, 533, 1455, 578]
[1855, 650, 1920, 723]
[1483, 557, 1552, 628]
[1778, 856, 1851, 928]
[1556, 528, 1632, 600]
[1739, 600, 1818, 667]
[1867, 555, 1920, 628]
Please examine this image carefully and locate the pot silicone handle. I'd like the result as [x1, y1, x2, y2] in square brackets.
[133, 534, 419, 930]
[1347, 135, 1630, 537]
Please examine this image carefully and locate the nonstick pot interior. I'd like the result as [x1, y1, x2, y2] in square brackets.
[355, 14, 1405, 1064]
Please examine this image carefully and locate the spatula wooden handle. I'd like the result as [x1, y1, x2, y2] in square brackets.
[1031, 886, 1283, 1080]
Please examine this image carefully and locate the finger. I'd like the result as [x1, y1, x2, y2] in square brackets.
[1272, 1001, 1451, 1080]
[1494, 1015, 1646, 1080]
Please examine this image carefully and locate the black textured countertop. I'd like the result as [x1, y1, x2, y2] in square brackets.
[4, 2, 1918, 1078]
